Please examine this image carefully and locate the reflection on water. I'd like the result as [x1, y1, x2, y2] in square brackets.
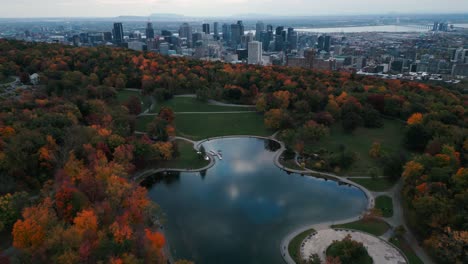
[145, 138, 367, 264]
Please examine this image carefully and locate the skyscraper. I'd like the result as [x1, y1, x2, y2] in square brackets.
[231, 23, 241, 46]
[113, 22, 124, 44]
[275, 26, 285, 51]
[248, 41, 263, 65]
[237, 20, 245, 36]
[213, 22, 219, 39]
[255, 21, 265, 41]
[287, 27, 298, 51]
[202, 23, 210, 35]
[324, 35, 331, 52]
[317, 35, 325, 51]
[179, 23, 193, 46]
[146, 22, 155, 40]
[222, 23, 231, 42]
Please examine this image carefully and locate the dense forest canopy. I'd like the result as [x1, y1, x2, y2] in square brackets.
[0, 39, 466, 263]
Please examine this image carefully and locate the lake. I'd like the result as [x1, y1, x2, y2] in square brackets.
[144, 137, 368, 264]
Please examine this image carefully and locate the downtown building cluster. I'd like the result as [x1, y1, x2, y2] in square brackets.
[2, 19, 468, 81]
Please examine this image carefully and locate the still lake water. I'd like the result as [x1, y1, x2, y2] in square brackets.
[144, 138, 368, 264]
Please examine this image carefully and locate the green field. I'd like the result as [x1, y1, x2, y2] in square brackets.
[332, 218, 390, 236]
[350, 178, 396, 192]
[288, 228, 316, 264]
[280, 158, 304, 171]
[307, 119, 406, 176]
[157, 140, 209, 169]
[152, 97, 255, 113]
[137, 112, 272, 140]
[390, 237, 424, 264]
[116, 90, 152, 110]
[375, 195, 394, 217]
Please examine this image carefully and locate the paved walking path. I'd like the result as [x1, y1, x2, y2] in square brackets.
[301, 229, 407, 263]
[139, 111, 256, 116]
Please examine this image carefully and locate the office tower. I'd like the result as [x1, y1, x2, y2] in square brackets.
[248, 41, 263, 64]
[222, 23, 230, 42]
[324, 35, 331, 52]
[146, 22, 155, 40]
[159, 42, 170, 55]
[103, 32, 113, 42]
[275, 26, 284, 37]
[241, 33, 254, 49]
[179, 23, 193, 45]
[287, 27, 297, 50]
[237, 21, 245, 36]
[231, 23, 241, 46]
[113, 22, 124, 44]
[202, 23, 210, 34]
[304, 48, 316, 68]
[317, 35, 324, 51]
[267, 24, 273, 32]
[260, 31, 271, 51]
[275, 26, 285, 51]
[213, 22, 219, 38]
[255, 21, 265, 40]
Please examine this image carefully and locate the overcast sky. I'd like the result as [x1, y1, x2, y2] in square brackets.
[1, 0, 468, 18]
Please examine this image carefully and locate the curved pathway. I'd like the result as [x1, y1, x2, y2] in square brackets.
[140, 111, 256, 116]
[174, 94, 255, 108]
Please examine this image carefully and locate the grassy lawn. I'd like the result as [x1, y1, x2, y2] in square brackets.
[157, 140, 209, 169]
[306, 119, 405, 176]
[332, 218, 390, 236]
[375, 195, 394, 217]
[350, 178, 396, 192]
[0, 76, 15, 84]
[288, 228, 315, 264]
[152, 97, 255, 113]
[137, 112, 271, 140]
[116, 90, 152, 110]
[280, 159, 304, 171]
[390, 237, 424, 264]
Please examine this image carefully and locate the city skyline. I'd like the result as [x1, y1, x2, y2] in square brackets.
[1, 0, 468, 18]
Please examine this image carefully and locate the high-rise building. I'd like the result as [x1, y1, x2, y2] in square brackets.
[267, 24, 273, 32]
[324, 35, 331, 52]
[275, 26, 285, 51]
[146, 22, 155, 40]
[113, 22, 124, 44]
[255, 21, 265, 41]
[222, 23, 230, 42]
[202, 23, 210, 34]
[304, 48, 316, 68]
[237, 21, 245, 36]
[179, 23, 193, 45]
[231, 23, 241, 46]
[287, 27, 297, 50]
[213, 22, 219, 38]
[248, 41, 263, 65]
[317, 35, 325, 51]
[103, 32, 113, 42]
